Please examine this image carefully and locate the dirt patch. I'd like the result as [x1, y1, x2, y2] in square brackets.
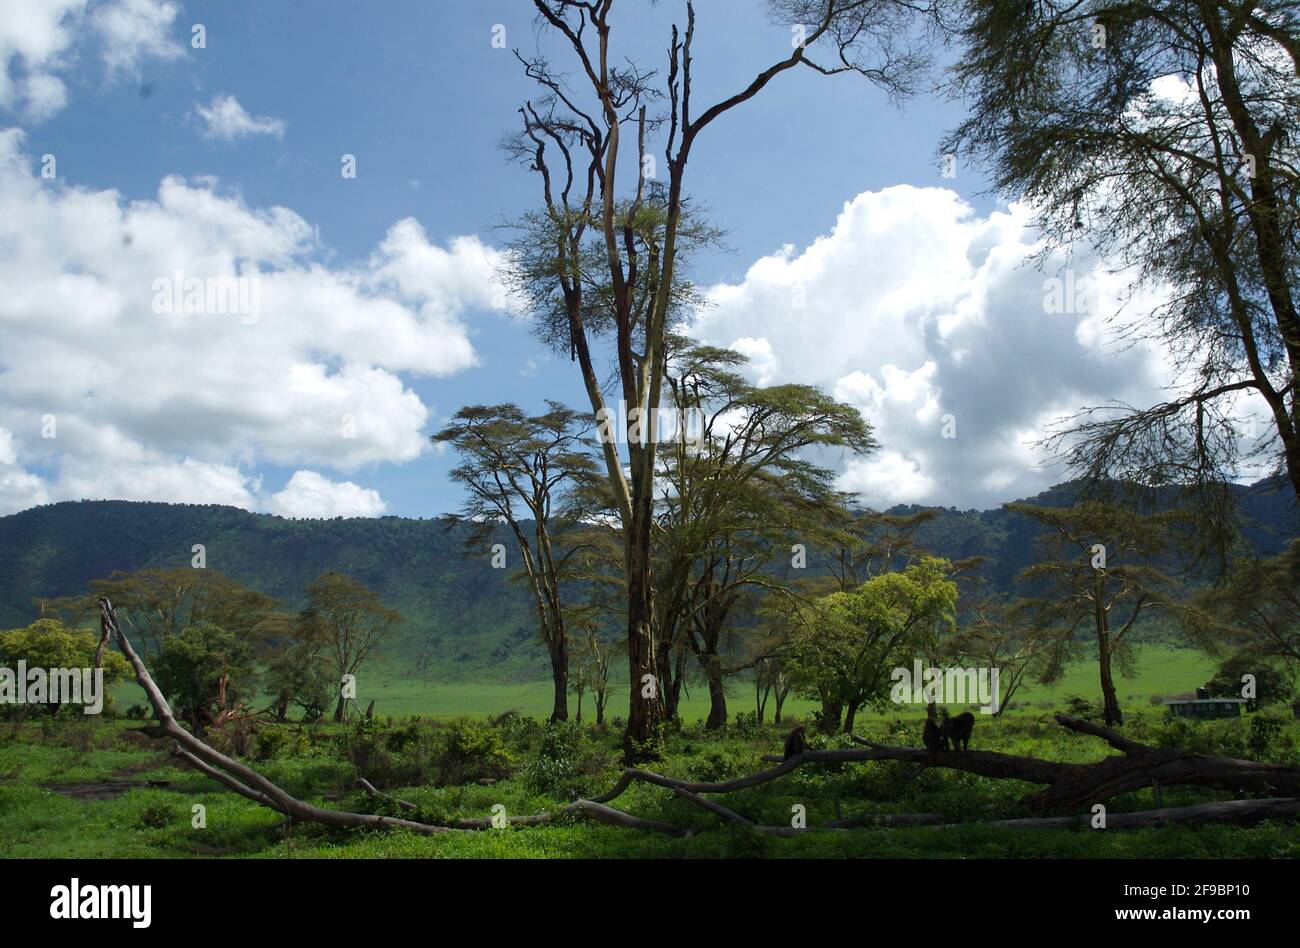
[112, 755, 171, 777]
[43, 779, 171, 800]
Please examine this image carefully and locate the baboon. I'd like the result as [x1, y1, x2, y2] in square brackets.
[940, 709, 975, 751]
[783, 725, 808, 760]
[923, 703, 943, 754]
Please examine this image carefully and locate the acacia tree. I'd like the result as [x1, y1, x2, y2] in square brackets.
[46, 568, 276, 657]
[570, 620, 614, 724]
[943, 596, 1043, 715]
[1183, 538, 1300, 670]
[1010, 499, 1183, 726]
[945, 1, 1300, 540]
[434, 403, 598, 722]
[302, 572, 401, 722]
[788, 557, 958, 732]
[505, 0, 940, 757]
[752, 653, 796, 723]
[261, 611, 334, 723]
[824, 504, 940, 593]
[652, 341, 875, 728]
[153, 621, 256, 735]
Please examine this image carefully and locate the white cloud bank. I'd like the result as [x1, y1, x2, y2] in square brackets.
[689, 185, 1176, 510]
[0, 128, 512, 517]
[0, 0, 181, 121]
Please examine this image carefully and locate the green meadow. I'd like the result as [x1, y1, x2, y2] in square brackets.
[106, 645, 1217, 722]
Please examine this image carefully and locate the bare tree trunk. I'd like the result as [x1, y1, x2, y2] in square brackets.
[1096, 617, 1122, 728]
[624, 520, 663, 757]
[703, 654, 727, 730]
[774, 680, 790, 724]
[843, 699, 861, 734]
[755, 669, 770, 724]
[549, 639, 568, 723]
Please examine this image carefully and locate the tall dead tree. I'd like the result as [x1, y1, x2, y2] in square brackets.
[504, 0, 941, 758]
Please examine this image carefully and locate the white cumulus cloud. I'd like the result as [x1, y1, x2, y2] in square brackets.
[194, 94, 286, 142]
[690, 186, 1173, 509]
[267, 470, 387, 519]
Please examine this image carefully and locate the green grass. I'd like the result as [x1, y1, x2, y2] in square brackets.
[106, 644, 1218, 722]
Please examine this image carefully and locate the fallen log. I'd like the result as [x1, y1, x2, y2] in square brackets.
[975, 797, 1300, 830]
[846, 718, 1300, 811]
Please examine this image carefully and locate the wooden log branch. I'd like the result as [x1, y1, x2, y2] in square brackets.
[975, 797, 1300, 829]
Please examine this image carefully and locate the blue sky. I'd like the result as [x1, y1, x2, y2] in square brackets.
[1, 1, 1191, 519]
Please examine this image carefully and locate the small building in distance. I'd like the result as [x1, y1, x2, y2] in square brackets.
[1164, 686, 1247, 719]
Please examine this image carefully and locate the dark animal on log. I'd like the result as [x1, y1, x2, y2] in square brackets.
[783, 725, 808, 760]
[940, 710, 975, 751]
[922, 717, 943, 754]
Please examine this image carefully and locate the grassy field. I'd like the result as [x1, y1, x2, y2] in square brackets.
[107, 644, 1218, 721]
[11, 647, 1298, 859]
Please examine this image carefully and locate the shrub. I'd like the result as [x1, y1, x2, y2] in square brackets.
[521, 720, 589, 797]
[1062, 695, 1103, 723]
[432, 719, 513, 787]
[252, 725, 310, 762]
[732, 711, 760, 738]
[136, 801, 178, 829]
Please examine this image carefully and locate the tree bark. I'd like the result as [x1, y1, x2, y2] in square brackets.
[624, 523, 663, 758]
[1096, 578, 1123, 727]
[843, 699, 861, 734]
[549, 640, 568, 723]
[703, 653, 727, 730]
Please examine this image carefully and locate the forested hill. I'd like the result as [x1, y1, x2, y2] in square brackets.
[0, 478, 1294, 680]
[0, 501, 537, 679]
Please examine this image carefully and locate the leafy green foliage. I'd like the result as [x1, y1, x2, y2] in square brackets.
[788, 557, 958, 730]
[152, 622, 256, 730]
[0, 618, 131, 715]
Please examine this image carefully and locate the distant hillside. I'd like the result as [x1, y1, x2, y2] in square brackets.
[899, 478, 1298, 593]
[0, 479, 1293, 680]
[0, 501, 540, 680]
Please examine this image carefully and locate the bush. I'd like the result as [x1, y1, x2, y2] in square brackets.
[432, 719, 513, 787]
[252, 725, 310, 762]
[1062, 695, 1104, 723]
[136, 801, 178, 830]
[339, 715, 428, 787]
[732, 711, 760, 738]
[1247, 713, 1294, 762]
[521, 720, 588, 797]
